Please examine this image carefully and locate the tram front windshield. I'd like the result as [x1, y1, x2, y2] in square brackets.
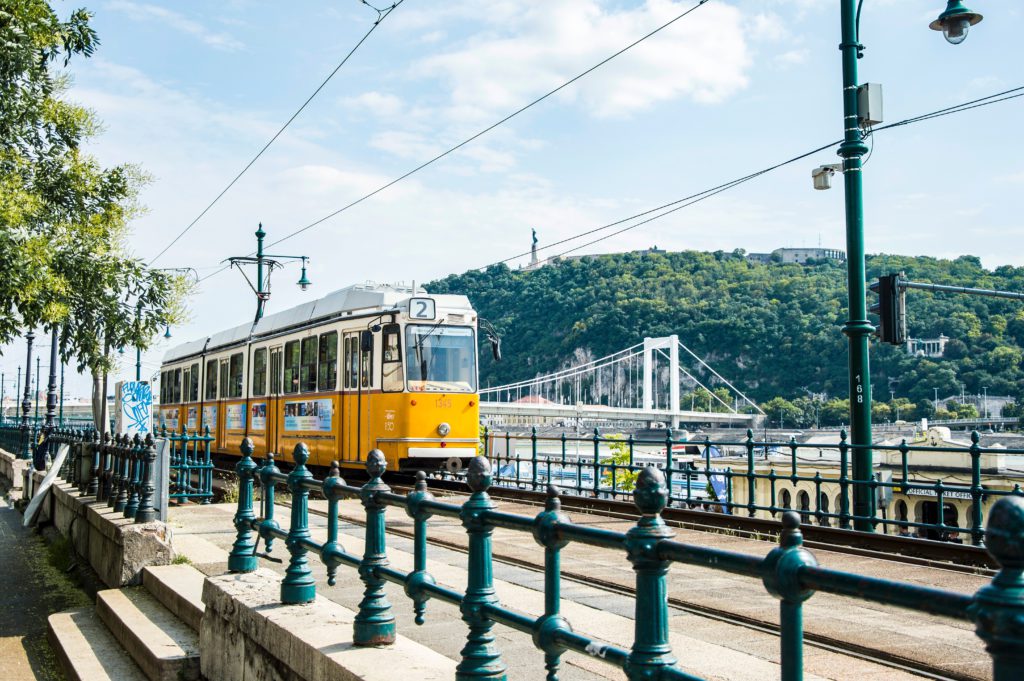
[406, 325, 477, 392]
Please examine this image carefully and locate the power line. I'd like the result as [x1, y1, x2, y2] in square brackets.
[199, 82, 1022, 286]
[258, 0, 713, 253]
[148, 0, 405, 266]
[491, 85, 1024, 270]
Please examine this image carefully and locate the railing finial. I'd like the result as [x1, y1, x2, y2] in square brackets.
[467, 456, 492, 494]
[633, 466, 668, 517]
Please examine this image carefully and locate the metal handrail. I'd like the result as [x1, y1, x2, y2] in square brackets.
[228, 440, 1024, 681]
[481, 427, 1024, 546]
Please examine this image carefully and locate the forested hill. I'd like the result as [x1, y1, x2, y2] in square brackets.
[428, 250, 1024, 415]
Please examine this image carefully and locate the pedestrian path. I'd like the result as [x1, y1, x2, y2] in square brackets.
[170, 501, 940, 680]
[0, 482, 91, 681]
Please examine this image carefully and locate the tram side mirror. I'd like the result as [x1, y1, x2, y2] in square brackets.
[488, 335, 501, 362]
[361, 330, 373, 352]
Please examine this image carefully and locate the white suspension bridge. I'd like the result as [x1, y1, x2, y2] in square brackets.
[479, 336, 765, 429]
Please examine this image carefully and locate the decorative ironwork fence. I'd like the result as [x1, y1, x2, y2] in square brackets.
[229, 438, 1024, 681]
[159, 425, 215, 503]
[48, 428, 159, 523]
[482, 427, 1024, 546]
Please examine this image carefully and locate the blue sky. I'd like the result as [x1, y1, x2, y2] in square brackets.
[2, 0, 1022, 399]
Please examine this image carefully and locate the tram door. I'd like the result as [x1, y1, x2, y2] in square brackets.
[341, 333, 359, 464]
[267, 347, 283, 456]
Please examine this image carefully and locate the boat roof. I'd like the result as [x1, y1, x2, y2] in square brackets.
[162, 283, 473, 364]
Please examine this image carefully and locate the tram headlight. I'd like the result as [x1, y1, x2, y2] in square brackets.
[437, 422, 451, 437]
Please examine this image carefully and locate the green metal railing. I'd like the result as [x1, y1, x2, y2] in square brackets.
[229, 439, 1024, 681]
[158, 425, 214, 503]
[49, 428, 159, 522]
[482, 427, 1024, 545]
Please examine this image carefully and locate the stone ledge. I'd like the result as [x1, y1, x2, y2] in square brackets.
[30, 475, 173, 587]
[0, 448, 31, 494]
[201, 569, 456, 681]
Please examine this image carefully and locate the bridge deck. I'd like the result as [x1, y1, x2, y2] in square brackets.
[170, 496, 987, 680]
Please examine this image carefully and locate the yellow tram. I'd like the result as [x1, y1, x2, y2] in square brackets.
[158, 283, 481, 472]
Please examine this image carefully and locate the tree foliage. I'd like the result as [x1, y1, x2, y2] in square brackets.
[429, 250, 1024, 426]
[0, 1, 188, 373]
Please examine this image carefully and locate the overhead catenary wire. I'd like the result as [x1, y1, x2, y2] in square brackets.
[148, 0, 405, 266]
[500, 85, 1024, 270]
[199, 82, 1023, 285]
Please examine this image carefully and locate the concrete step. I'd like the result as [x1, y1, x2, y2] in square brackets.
[142, 564, 205, 632]
[47, 607, 148, 681]
[95, 587, 200, 681]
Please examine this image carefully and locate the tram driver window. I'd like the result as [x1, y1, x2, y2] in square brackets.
[284, 340, 300, 394]
[382, 324, 403, 392]
[229, 353, 244, 398]
[189, 363, 199, 402]
[206, 360, 218, 400]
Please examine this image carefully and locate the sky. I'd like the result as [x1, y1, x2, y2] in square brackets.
[1, 0, 1022, 401]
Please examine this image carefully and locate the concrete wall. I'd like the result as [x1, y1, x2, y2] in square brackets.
[0, 449, 31, 496]
[28, 469, 174, 587]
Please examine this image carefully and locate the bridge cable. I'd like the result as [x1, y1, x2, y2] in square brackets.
[149, 0, 406, 266]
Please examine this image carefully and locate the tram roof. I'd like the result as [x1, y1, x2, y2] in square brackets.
[162, 283, 473, 363]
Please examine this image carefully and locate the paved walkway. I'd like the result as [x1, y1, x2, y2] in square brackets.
[169, 497, 981, 681]
[0, 482, 90, 681]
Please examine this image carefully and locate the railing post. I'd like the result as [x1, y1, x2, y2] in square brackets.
[838, 429, 851, 530]
[322, 460, 347, 586]
[124, 434, 142, 518]
[970, 431, 984, 546]
[134, 434, 158, 523]
[762, 511, 817, 681]
[281, 443, 315, 604]
[86, 428, 99, 497]
[532, 486, 571, 681]
[354, 450, 396, 645]
[745, 428, 756, 517]
[457, 457, 507, 680]
[970, 496, 1024, 681]
[405, 471, 436, 625]
[114, 435, 130, 513]
[259, 452, 281, 555]
[100, 431, 112, 502]
[201, 425, 213, 503]
[228, 437, 259, 572]
[623, 467, 676, 680]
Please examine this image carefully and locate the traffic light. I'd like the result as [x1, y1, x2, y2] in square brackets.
[869, 273, 906, 345]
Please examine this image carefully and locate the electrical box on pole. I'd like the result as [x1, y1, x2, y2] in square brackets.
[869, 272, 906, 345]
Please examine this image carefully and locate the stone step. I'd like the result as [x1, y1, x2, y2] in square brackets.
[95, 587, 200, 681]
[142, 564, 205, 632]
[47, 607, 148, 681]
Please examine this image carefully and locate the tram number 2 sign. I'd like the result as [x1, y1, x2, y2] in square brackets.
[409, 297, 436, 320]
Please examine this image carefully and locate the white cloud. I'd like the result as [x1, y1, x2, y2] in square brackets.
[411, 0, 751, 122]
[106, 1, 244, 51]
[342, 91, 405, 117]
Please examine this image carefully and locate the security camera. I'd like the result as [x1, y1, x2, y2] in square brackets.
[811, 164, 843, 190]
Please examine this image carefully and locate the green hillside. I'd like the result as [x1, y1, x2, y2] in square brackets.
[428, 250, 1024, 426]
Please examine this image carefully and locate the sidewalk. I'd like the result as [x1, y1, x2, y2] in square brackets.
[0, 481, 91, 681]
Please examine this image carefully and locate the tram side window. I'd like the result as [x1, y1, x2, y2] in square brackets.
[284, 340, 300, 394]
[252, 348, 267, 397]
[205, 360, 218, 400]
[160, 372, 166, 403]
[343, 335, 356, 389]
[318, 332, 337, 391]
[229, 353, 244, 398]
[300, 337, 318, 392]
[172, 368, 182, 403]
[189, 363, 199, 401]
[361, 334, 373, 388]
[182, 367, 190, 401]
[382, 324, 402, 392]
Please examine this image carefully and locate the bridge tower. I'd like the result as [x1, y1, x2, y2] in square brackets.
[642, 336, 679, 427]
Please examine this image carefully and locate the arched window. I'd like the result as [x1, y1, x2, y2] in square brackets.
[779, 489, 792, 510]
[895, 500, 910, 536]
[818, 493, 830, 526]
[797, 490, 811, 519]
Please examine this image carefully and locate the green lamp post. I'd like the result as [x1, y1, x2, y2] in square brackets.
[227, 224, 312, 322]
[836, 0, 982, 531]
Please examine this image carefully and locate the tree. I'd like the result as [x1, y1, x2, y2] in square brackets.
[1, 2, 188, 390]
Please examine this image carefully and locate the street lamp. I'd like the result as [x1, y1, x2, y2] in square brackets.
[226, 223, 312, 322]
[833, 1, 984, 532]
[930, 1, 983, 45]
